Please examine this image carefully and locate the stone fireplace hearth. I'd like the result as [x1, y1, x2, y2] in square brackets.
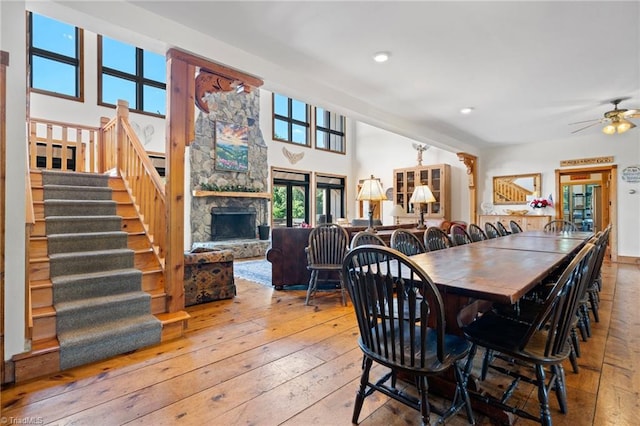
[189, 88, 269, 259]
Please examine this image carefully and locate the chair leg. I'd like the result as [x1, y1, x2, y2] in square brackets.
[416, 375, 432, 425]
[569, 339, 580, 374]
[571, 327, 581, 358]
[305, 270, 318, 305]
[481, 349, 493, 380]
[352, 357, 373, 424]
[553, 364, 568, 414]
[339, 271, 347, 306]
[454, 361, 475, 424]
[589, 289, 600, 322]
[535, 364, 553, 426]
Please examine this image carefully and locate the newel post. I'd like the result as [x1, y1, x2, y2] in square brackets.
[115, 100, 130, 176]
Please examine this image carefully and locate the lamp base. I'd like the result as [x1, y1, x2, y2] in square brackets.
[367, 209, 377, 233]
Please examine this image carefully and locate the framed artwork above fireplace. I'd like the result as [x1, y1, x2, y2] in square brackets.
[215, 121, 249, 172]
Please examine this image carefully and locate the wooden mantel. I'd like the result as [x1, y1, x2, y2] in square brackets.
[192, 190, 271, 199]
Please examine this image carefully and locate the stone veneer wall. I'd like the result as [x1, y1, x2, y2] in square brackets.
[190, 89, 268, 244]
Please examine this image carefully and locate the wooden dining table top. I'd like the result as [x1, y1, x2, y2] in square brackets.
[407, 231, 593, 305]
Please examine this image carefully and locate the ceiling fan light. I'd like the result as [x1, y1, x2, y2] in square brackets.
[602, 123, 616, 135]
[616, 119, 633, 134]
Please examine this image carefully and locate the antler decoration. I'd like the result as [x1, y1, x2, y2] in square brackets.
[194, 64, 264, 113]
[282, 147, 304, 164]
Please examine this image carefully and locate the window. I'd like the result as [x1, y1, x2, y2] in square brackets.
[315, 107, 346, 153]
[316, 174, 346, 223]
[28, 12, 83, 100]
[98, 35, 166, 116]
[272, 94, 310, 146]
[272, 170, 310, 227]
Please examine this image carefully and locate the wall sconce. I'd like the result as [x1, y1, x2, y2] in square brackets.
[409, 185, 436, 229]
[356, 175, 386, 233]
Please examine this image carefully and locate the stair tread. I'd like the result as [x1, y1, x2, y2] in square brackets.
[52, 267, 141, 283]
[50, 248, 134, 259]
[156, 311, 191, 325]
[48, 231, 128, 239]
[12, 338, 60, 360]
[58, 315, 160, 341]
[32, 306, 55, 318]
[56, 291, 150, 312]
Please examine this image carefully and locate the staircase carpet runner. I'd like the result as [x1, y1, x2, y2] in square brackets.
[41, 170, 161, 370]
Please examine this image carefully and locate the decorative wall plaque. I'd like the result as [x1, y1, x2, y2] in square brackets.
[621, 165, 640, 183]
[560, 156, 614, 167]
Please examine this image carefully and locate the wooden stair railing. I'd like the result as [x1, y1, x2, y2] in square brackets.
[494, 180, 532, 203]
[101, 100, 166, 263]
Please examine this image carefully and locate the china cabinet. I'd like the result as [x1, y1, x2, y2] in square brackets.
[393, 164, 451, 222]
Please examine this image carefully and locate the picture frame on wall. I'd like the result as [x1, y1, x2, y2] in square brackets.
[215, 121, 249, 172]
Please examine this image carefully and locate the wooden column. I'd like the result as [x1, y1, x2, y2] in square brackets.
[457, 152, 478, 224]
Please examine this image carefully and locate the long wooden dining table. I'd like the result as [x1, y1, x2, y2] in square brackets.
[404, 229, 593, 423]
[407, 230, 592, 332]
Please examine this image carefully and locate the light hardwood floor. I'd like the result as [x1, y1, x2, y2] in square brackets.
[1, 260, 638, 425]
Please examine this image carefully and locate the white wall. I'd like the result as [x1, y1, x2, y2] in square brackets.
[353, 122, 471, 225]
[479, 132, 640, 257]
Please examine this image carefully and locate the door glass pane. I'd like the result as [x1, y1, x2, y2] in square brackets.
[272, 185, 287, 228]
[292, 186, 307, 226]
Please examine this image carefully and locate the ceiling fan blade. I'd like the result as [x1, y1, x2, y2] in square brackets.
[571, 121, 602, 134]
[568, 118, 601, 125]
[623, 109, 640, 118]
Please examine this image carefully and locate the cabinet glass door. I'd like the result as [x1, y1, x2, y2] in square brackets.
[428, 168, 441, 215]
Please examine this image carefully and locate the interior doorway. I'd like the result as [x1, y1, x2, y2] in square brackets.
[555, 165, 617, 260]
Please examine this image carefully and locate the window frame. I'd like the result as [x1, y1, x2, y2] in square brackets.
[315, 173, 346, 224]
[97, 35, 166, 118]
[272, 94, 311, 147]
[314, 107, 346, 154]
[28, 11, 84, 102]
[272, 169, 311, 227]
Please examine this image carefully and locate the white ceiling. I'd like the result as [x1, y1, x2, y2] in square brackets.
[128, 2, 639, 151]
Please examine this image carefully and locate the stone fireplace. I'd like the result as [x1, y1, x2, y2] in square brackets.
[189, 89, 269, 257]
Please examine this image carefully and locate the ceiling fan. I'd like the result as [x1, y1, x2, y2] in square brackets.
[570, 99, 640, 134]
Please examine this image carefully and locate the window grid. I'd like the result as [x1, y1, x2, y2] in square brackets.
[272, 94, 310, 146]
[28, 12, 84, 101]
[98, 35, 166, 117]
[315, 108, 346, 153]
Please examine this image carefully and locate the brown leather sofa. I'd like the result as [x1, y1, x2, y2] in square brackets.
[265, 223, 432, 290]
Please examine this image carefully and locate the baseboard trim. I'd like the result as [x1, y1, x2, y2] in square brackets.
[616, 255, 640, 265]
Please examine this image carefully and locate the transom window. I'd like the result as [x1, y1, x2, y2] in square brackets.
[98, 35, 166, 116]
[315, 108, 346, 153]
[28, 12, 83, 100]
[272, 94, 310, 146]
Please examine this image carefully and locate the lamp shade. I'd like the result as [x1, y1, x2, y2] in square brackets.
[357, 175, 386, 201]
[409, 185, 436, 204]
[390, 204, 405, 217]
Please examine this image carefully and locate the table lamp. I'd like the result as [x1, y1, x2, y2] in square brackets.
[390, 204, 405, 225]
[409, 185, 436, 229]
[356, 175, 386, 233]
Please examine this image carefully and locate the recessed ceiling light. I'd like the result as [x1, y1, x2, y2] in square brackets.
[372, 51, 390, 63]
[460, 107, 474, 115]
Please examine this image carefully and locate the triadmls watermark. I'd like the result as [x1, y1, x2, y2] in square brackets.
[1, 417, 44, 425]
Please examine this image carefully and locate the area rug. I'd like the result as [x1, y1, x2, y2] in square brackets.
[234, 259, 273, 287]
[233, 259, 336, 291]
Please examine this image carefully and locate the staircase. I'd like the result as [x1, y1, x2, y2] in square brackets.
[15, 170, 188, 381]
